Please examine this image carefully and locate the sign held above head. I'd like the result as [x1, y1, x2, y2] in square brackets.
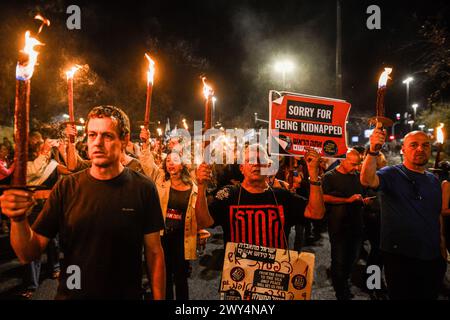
[269, 91, 351, 159]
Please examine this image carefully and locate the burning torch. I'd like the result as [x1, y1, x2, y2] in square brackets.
[6, 16, 49, 189]
[66, 65, 81, 143]
[369, 68, 394, 151]
[144, 53, 155, 130]
[182, 118, 189, 130]
[202, 76, 214, 132]
[12, 32, 43, 186]
[434, 123, 445, 169]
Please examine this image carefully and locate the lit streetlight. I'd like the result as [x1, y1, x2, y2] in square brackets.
[418, 124, 425, 131]
[411, 103, 419, 119]
[402, 77, 413, 112]
[274, 60, 295, 89]
[392, 114, 401, 137]
[407, 120, 415, 131]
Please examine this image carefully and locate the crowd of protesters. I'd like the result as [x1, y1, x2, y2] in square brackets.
[0, 105, 449, 300]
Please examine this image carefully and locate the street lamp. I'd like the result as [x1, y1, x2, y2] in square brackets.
[274, 60, 295, 89]
[418, 124, 425, 131]
[411, 103, 419, 119]
[407, 120, 415, 131]
[402, 77, 413, 112]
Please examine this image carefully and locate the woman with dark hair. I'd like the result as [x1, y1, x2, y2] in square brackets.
[139, 128, 210, 300]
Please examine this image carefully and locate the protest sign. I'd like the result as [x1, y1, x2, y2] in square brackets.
[269, 92, 351, 158]
[220, 242, 315, 300]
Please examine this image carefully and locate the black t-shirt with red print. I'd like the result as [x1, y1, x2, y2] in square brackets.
[209, 185, 307, 249]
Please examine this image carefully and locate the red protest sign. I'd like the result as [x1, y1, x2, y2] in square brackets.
[269, 92, 351, 158]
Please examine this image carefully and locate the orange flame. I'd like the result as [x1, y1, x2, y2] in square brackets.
[378, 67, 393, 88]
[436, 123, 445, 144]
[182, 119, 189, 130]
[202, 76, 214, 100]
[34, 14, 50, 34]
[66, 65, 81, 80]
[16, 31, 44, 80]
[145, 53, 155, 85]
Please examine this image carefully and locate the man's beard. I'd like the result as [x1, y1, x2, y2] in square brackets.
[93, 159, 112, 168]
[413, 154, 429, 166]
[414, 159, 429, 166]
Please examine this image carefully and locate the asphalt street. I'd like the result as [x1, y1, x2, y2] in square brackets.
[0, 226, 449, 300]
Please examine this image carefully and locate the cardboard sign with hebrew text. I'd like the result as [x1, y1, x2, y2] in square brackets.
[220, 242, 315, 300]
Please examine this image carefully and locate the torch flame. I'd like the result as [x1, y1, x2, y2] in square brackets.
[145, 53, 155, 85]
[436, 123, 445, 144]
[378, 67, 393, 88]
[202, 76, 214, 100]
[182, 119, 189, 130]
[34, 14, 51, 34]
[66, 65, 81, 79]
[16, 31, 44, 81]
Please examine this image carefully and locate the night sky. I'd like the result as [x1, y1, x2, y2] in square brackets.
[0, 0, 448, 134]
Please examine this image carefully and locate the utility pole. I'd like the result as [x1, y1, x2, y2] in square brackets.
[336, 0, 342, 99]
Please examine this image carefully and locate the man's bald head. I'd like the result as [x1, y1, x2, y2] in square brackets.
[346, 148, 362, 161]
[340, 148, 362, 174]
[403, 131, 430, 145]
[402, 130, 431, 169]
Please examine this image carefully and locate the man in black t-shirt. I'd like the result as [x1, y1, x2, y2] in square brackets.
[197, 144, 325, 250]
[322, 148, 373, 300]
[0, 106, 165, 299]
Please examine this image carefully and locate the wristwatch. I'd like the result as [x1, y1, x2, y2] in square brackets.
[308, 177, 322, 186]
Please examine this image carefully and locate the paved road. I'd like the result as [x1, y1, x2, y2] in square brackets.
[1, 227, 449, 300]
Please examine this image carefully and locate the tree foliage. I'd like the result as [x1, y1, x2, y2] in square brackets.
[416, 20, 450, 105]
[416, 103, 450, 133]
